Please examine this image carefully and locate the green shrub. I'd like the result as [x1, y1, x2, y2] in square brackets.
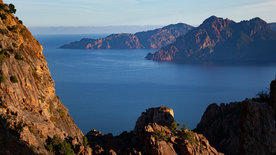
[12, 43, 18, 48]
[8, 4, 16, 14]
[0, 54, 4, 62]
[59, 141, 74, 155]
[0, 29, 8, 35]
[7, 25, 18, 32]
[169, 120, 182, 133]
[0, 49, 8, 55]
[83, 136, 88, 146]
[57, 109, 66, 118]
[152, 131, 168, 141]
[182, 124, 187, 130]
[0, 13, 7, 20]
[10, 76, 18, 83]
[28, 126, 36, 134]
[0, 4, 5, 10]
[179, 130, 196, 144]
[15, 54, 23, 60]
[46, 135, 74, 155]
[253, 90, 270, 103]
[0, 74, 6, 83]
[0, 49, 8, 62]
[46, 143, 54, 152]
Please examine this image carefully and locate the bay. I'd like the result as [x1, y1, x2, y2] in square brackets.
[35, 34, 276, 135]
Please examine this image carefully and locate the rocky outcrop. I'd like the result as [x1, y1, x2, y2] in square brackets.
[60, 23, 194, 49]
[86, 107, 223, 155]
[146, 16, 276, 63]
[0, 1, 91, 154]
[134, 106, 174, 135]
[195, 80, 276, 155]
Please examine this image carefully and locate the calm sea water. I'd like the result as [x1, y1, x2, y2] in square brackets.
[35, 34, 276, 135]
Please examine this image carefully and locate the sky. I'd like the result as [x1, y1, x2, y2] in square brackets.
[4, 0, 276, 27]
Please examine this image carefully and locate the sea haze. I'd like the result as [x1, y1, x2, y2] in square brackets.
[35, 34, 276, 135]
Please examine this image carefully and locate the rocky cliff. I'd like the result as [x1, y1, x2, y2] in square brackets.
[194, 79, 276, 155]
[146, 16, 276, 63]
[0, 1, 91, 154]
[60, 23, 194, 49]
[86, 107, 223, 155]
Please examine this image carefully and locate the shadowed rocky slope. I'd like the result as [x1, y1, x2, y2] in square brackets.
[194, 79, 276, 155]
[146, 16, 276, 63]
[0, 1, 91, 154]
[60, 23, 194, 49]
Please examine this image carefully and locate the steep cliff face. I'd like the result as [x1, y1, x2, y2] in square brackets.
[195, 80, 276, 155]
[0, 1, 91, 154]
[86, 107, 223, 155]
[146, 16, 276, 63]
[60, 23, 194, 49]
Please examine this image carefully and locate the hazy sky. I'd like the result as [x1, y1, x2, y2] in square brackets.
[4, 0, 276, 27]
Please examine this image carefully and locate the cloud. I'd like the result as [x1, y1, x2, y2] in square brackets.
[240, 0, 276, 11]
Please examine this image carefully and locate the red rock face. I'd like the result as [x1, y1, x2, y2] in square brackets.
[146, 16, 276, 63]
[60, 23, 194, 50]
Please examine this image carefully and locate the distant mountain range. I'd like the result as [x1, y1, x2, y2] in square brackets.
[146, 16, 276, 63]
[29, 25, 162, 35]
[60, 23, 194, 49]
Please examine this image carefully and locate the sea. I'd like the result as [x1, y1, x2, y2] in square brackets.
[34, 34, 276, 135]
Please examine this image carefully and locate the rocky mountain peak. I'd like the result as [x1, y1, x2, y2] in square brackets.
[147, 16, 276, 63]
[201, 16, 233, 28]
[134, 106, 174, 135]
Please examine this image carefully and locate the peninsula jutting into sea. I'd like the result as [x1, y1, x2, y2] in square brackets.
[61, 16, 276, 64]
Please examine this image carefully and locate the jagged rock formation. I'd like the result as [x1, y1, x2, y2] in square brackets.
[86, 107, 223, 155]
[60, 23, 194, 49]
[146, 16, 276, 63]
[0, 1, 91, 154]
[194, 79, 276, 155]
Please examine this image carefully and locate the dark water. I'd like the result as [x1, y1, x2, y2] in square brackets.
[35, 34, 276, 135]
